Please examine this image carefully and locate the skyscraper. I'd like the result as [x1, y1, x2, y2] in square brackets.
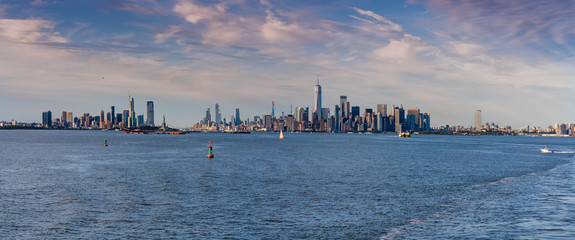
[377, 104, 387, 116]
[100, 110, 105, 128]
[340, 96, 347, 118]
[146, 101, 154, 126]
[129, 96, 135, 128]
[215, 103, 221, 131]
[111, 106, 115, 124]
[314, 77, 322, 122]
[475, 110, 482, 130]
[42, 111, 52, 127]
[204, 108, 211, 124]
[235, 108, 241, 126]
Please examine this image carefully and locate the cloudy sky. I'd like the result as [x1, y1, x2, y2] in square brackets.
[1, 0, 574, 128]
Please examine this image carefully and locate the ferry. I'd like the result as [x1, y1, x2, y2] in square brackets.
[399, 132, 411, 138]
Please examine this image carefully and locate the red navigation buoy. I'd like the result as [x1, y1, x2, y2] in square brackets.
[207, 140, 214, 158]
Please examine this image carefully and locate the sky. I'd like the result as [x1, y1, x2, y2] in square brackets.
[1, 0, 575, 128]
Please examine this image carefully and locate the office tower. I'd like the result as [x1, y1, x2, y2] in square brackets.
[61, 111, 67, 127]
[146, 101, 154, 126]
[66, 111, 73, 128]
[407, 107, 420, 131]
[423, 112, 431, 131]
[215, 103, 221, 130]
[394, 105, 405, 132]
[106, 112, 111, 122]
[111, 106, 115, 124]
[334, 105, 340, 132]
[100, 110, 105, 128]
[272, 101, 275, 117]
[314, 78, 322, 122]
[137, 115, 144, 127]
[377, 104, 387, 116]
[475, 110, 481, 130]
[123, 110, 129, 127]
[116, 113, 122, 125]
[351, 106, 360, 120]
[235, 108, 241, 126]
[128, 96, 135, 128]
[42, 111, 52, 127]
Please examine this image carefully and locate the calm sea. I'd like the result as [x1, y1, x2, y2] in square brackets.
[1, 130, 574, 239]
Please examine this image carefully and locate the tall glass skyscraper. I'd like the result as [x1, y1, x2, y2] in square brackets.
[215, 103, 221, 130]
[129, 96, 135, 128]
[314, 77, 322, 121]
[146, 101, 154, 126]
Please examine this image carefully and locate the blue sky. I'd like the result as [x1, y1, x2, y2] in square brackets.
[1, 0, 575, 128]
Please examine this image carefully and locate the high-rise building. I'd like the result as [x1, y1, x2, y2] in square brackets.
[340, 96, 349, 118]
[100, 110, 105, 128]
[111, 106, 115, 124]
[235, 108, 241, 126]
[204, 108, 211, 124]
[122, 110, 129, 127]
[42, 111, 52, 127]
[146, 101, 154, 126]
[475, 110, 482, 130]
[407, 107, 420, 131]
[215, 103, 221, 130]
[377, 104, 387, 116]
[272, 101, 275, 117]
[129, 96, 135, 128]
[314, 77, 322, 122]
[137, 115, 144, 127]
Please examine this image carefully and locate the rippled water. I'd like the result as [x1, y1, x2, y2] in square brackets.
[1, 130, 574, 239]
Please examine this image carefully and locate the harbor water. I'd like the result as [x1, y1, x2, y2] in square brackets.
[1, 130, 574, 239]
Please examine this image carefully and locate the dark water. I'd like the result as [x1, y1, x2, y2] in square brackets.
[1, 130, 574, 239]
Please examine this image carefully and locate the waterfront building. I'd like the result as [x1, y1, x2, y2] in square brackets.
[407, 107, 420, 131]
[129, 97, 135, 128]
[137, 115, 144, 127]
[475, 110, 482, 130]
[100, 110, 105, 128]
[394, 105, 405, 132]
[111, 106, 115, 124]
[146, 101, 154, 126]
[314, 78, 322, 123]
[42, 111, 52, 127]
[122, 110, 129, 127]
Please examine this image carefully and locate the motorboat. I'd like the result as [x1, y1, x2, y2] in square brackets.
[540, 147, 554, 153]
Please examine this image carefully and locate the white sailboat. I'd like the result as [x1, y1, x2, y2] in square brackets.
[279, 129, 284, 139]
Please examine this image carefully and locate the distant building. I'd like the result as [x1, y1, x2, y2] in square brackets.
[129, 96, 135, 128]
[111, 106, 115, 124]
[377, 104, 387, 116]
[137, 114, 144, 127]
[146, 101, 154, 126]
[215, 103, 221, 130]
[42, 111, 52, 127]
[314, 77, 322, 122]
[475, 110, 482, 130]
[204, 108, 211, 124]
[235, 108, 241, 126]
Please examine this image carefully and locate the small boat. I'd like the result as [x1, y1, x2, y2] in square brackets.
[104, 139, 108, 147]
[399, 132, 411, 138]
[279, 129, 284, 139]
[540, 147, 553, 153]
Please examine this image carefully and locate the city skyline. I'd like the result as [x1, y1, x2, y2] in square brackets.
[1, 1, 575, 127]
